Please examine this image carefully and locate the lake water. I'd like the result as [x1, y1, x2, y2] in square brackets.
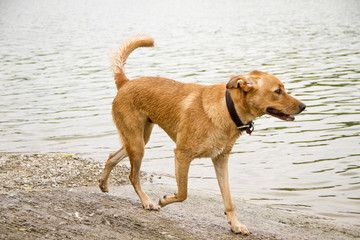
[1, 0, 359, 225]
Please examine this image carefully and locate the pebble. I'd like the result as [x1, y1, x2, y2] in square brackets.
[0, 153, 140, 191]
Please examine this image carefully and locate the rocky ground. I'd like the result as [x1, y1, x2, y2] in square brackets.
[0, 153, 359, 240]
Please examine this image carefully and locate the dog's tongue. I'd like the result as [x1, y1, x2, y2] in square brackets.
[267, 107, 295, 121]
[283, 115, 295, 121]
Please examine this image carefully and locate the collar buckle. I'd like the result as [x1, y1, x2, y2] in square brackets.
[237, 121, 254, 135]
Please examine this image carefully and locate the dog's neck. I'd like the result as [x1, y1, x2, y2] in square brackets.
[225, 89, 254, 135]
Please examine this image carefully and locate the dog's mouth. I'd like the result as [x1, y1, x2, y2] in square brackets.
[266, 107, 295, 121]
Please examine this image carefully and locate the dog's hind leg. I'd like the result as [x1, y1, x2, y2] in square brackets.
[117, 120, 159, 210]
[99, 121, 153, 193]
[158, 150, 192, 207]
[99, 147, 127, 192]
[127, 136, 160, 211]
[143, 121, 154, 145]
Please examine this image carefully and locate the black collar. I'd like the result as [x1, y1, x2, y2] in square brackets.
[225, 89, 254, 135]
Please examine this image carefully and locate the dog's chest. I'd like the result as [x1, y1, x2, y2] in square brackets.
[199, 132, 240, 158]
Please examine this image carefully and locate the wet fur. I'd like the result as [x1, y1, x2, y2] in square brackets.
[99, 35, 305, 235]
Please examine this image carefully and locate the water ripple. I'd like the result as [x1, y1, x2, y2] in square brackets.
[1, 0, 359, 225]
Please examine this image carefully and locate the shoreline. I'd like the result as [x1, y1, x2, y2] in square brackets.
[1, 153, 359, 239]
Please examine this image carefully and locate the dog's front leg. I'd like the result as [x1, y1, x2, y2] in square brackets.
[159, 150, 192, 207]
[212, 153, 250, 235]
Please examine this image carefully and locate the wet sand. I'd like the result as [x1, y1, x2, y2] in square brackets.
[1, 153, 359, 240]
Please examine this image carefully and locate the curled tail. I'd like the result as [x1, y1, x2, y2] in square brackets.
[111, 35, 154, 89]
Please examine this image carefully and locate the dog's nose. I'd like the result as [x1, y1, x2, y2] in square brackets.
[298, 103, 306, 113]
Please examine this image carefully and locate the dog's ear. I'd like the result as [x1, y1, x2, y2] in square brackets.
[239, 75, 257, 92]
[226, 75, 257, 92]
[226, 75, 241, 89]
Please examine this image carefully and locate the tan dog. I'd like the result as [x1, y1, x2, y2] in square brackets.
[99, 35, 306, 234]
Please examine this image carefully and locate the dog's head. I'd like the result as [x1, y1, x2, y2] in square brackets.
[226, 71, 306, 121]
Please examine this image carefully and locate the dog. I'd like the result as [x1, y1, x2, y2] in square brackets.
[99, 35, 306, 235]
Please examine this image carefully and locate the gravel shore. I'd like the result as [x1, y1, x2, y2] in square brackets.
[0, 153, 359, 240]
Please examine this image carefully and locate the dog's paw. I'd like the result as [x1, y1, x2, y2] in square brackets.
[158, 195, 167, 207]
[231, 223, 250, 235]
[158, 194, 175, 207]
[143, 202, 161, 211]
[98, 179, 109, 193]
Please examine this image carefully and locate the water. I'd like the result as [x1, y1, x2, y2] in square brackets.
[1, 0, 359, 225]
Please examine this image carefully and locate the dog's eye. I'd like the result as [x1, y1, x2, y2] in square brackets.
[274, 89, 282, 95]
